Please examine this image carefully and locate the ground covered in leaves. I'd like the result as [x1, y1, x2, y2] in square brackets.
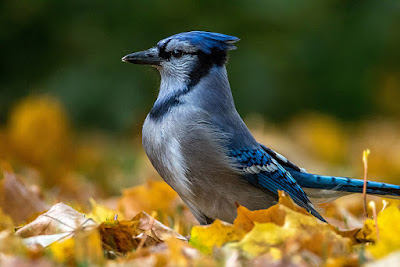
[2, 95, 400, 266]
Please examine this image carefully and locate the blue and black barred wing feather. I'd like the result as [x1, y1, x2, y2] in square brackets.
[258, 143, 306, 173]
[291, 170, 400, 198]
[230, 148, 326, 222]
[259, 144, 400, 199]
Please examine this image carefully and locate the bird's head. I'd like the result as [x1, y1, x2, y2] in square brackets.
[122, 31, 239, 86]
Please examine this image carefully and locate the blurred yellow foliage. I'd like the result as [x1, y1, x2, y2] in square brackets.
[49, 237, 75, 264]
[2, 94, 400, 266]
[87, 198, 124, 224]
[8, 95, 71, 168]
[290, 113, 348, 164]
[0, 209, 14, 231]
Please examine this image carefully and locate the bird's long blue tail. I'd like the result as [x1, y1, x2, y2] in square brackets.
[290, 170, 400, 198]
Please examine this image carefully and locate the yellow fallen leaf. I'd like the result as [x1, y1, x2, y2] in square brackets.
[118, 180, 179, 220]
[362, 205, 400, 259]
[74, 228, 104, 266]
[163, 238, 200, 266]
[49, 228, 104, 265]
[233, 191, 310, 233]
[190, 220, 245, 254]
[86, 198, 124, 224]
[233, 223, 290, 257]
[230, 205, 351, 259]
[278, 190, 313, 217]
[234, 202, 285, 233]
[49, 236, 75, 264]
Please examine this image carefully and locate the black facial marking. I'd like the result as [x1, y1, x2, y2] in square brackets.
[187, 48, 227, 88]
[149, 88, 188, 120]
[149, 97, 179, 120]
[149, 48, 228, 121]
[158, 39, 172, 59]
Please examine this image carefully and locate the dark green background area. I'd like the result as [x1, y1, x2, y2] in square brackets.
[1, 0, 400, 131]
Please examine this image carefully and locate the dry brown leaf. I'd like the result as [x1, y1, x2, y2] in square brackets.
[15, 202, 97, 238]
[99, 211, 186, 255]
[0, 165, 48, 224]
[133, 211, 187, 242]
[99, 220, 139, 254]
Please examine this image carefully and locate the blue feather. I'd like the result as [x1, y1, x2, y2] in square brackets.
[229, 148, 326, 222]
[157, 31, 240, 54]
[291, 171, 400, 197]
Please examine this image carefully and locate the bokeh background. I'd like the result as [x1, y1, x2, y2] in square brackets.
[1, 0, 400, 203]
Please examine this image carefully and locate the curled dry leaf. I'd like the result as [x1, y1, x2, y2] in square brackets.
[15, 202, 97, 248]
[134, 211, 186, 242]
[99, 220, 139, 254]
[99, 211, 186, 255]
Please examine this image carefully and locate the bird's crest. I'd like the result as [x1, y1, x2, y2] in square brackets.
[157, 31, 240, 54]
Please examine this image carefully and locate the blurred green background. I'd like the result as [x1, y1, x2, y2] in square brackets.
[2, 0, 400, 131]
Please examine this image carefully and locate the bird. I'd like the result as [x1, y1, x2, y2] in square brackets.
[122, 31, 400, 224]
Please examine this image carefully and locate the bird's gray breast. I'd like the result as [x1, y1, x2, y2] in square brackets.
[142, 111, 195, 199]
[142, 107, 272, 224]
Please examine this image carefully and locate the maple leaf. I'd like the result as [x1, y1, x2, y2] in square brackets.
[189, 220, 245, 254]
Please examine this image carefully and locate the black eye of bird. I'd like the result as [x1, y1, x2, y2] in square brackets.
[172, 49, 183, 58]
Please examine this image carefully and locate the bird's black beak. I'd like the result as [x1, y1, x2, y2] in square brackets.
[122, 47, 162, 66]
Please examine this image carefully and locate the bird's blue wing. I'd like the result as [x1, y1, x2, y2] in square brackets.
[258, 143, 306, 173]
[259, 144, 400, 199]
[230, 148, 326, 222]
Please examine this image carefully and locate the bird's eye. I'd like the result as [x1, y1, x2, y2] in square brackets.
[172, 49, 183, 58]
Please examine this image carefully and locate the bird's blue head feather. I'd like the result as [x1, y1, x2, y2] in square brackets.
[157, 31, 240, 54]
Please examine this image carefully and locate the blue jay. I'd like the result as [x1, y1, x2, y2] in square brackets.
[122, 31, 400, 224]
